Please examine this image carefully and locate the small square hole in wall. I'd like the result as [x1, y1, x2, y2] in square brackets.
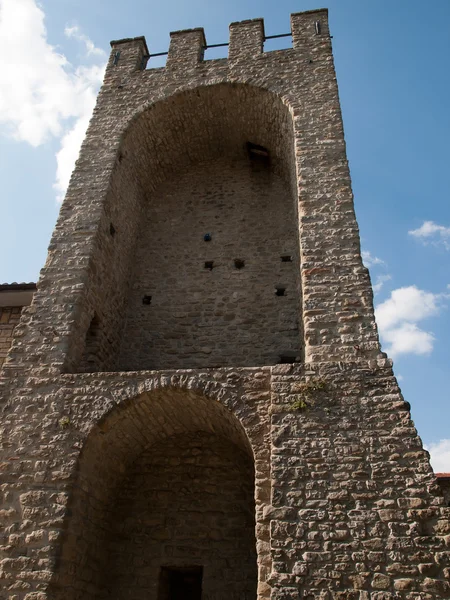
[275, 287, 286, 296]
[158, 566, 203, 600]
[281, 255, 292, 262]
[279, 353, 297, 364]
[234, 258, 245, 269]
[142, 295, 152, 305]
[110, 223, 116, 237]
[204, 261, 214, 270]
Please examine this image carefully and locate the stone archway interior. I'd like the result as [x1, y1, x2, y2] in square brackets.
[53, 388, 263, 600]
[73, 84, 302, 373]
[107, 431, 255, 600]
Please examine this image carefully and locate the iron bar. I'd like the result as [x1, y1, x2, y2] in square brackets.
[145, 32, 293, 62]
[204, 42, 229, 49]
[264, 33, 292, 40]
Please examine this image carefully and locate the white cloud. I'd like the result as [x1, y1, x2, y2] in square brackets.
[375, 285, 449, 357]
[362, 250, 391, 294]
[409, 220, 450, 250]
[376, 286, 441, 330]
[362, 250, 385, 268]
[65, 25, 106, 57]
[425, 439, 450, 473]
[381, 322, 435, 357]
[373, 274, 392, 295]
[0, 0, 106, 201]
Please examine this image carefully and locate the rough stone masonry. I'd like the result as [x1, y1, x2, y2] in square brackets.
[0, 8, 449, 600]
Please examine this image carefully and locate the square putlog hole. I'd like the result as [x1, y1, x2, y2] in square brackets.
[158, 566, 203, 600]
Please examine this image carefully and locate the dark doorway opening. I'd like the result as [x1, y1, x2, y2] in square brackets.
[158, 566, 203, 600]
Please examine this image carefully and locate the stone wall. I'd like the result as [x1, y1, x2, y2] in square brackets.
[0, 307, 22, 368]
[106, 432, 256, 599]
[0, 9, 448, 600]
[437, 477, 450, 506]
[0, 365, 448, 600]
[119, 157, 301, 370]
[2, 8, 379, 378]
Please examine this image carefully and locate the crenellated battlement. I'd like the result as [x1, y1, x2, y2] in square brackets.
[109, 8, 329, 72]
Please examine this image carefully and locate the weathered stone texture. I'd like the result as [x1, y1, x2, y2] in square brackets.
[107, 432, 256, 599]
[0, 307, 22, 368]
[119, 157, 301, 370]
[0, 8, 448, 600]
[2, 8, 378, 378]
[437, 477, 450, 506]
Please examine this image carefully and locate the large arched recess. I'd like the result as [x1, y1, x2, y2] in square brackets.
[51, 385, 270, 600]
[75, 83, 302, 372]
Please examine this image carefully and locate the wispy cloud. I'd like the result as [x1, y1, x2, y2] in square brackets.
[362, 250, 391, 295]
[375, 285, 449, 357]
[362, 250, 385, 268]
[425, 439, 450, 473]
[409, 220, 450, 250]
[373, 274, 392, 295]
[65, 25, 106, 57]
[0, 0, 106, 202]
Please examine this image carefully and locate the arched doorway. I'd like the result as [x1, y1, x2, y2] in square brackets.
[53, 387, 261, 600]
[107, 431, 255, 599]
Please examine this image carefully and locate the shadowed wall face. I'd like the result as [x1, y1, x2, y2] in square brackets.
[58, 84, 302, 373]
[52, 388, 267, 600]
[118, 156, 301, 370]
[105, 432, 257, 600]
[109, 84, 301, 372]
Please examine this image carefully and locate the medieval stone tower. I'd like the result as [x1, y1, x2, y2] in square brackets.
[0, 8, 449, 600]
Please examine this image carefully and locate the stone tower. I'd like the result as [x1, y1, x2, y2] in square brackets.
[0, 9, 448, 600]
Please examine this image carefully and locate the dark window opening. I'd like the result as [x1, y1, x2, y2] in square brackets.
[204, 261, 214, 270]
[275, 287, 286, 296]
[110, 223, 116, 237]
[279, 353, 297, 364]
[142, 295, 152, 305]
[234, 258, 245, 269]
[203, 233, 212, 242]
[158, 566, 203, 600]
[281, 255, 292, 262]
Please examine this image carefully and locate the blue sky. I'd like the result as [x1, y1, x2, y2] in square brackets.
[1, 0, 449, 469]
